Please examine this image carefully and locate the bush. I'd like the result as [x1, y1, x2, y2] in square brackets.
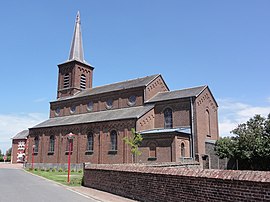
[71, 169, 75, 173]
[51, 168, 56, 172]
[58, 168, 63, 172]
[34, 168, 38, 171]
[46, 168, 50, 172]
[78, 169, 83, 173]
[40, 168, 45, 171]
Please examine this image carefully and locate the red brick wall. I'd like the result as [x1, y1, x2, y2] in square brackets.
[195, 87, 219, 155]
[84, 164, 270, 202]
[145, 75, 169, 101]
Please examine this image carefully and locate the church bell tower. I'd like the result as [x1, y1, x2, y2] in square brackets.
[57, 11, 94, 99]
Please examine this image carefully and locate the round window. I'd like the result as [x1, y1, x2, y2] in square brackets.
[70, 105, 76, 114]
[128, 95, 136, 106]
[55, 107, 60, 116]
[106, 99, 113, 109]
[87, 101, 93, 111]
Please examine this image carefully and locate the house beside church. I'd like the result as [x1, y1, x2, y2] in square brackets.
[25, 12, 219, 169]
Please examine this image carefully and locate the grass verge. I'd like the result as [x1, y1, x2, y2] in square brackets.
[26, 169, 83, 186]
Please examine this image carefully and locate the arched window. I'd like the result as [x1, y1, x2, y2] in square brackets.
[181, 142, 185, 157]
[206, 109, 211, 137]
[34, 136, 39, 153]
[87, 132, 94, 151]
[63, 73, 70, 89]
[80, 74, 86, 89]
[110, 130, 117, 151]
[49, 135, 55, 153]
[164, 108, 173, 129]
[149, 142, 157, 158]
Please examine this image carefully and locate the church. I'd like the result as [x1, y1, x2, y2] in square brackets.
[26, 12, 219, 169]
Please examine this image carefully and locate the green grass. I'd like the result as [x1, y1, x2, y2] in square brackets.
[26, 169, 83, 186]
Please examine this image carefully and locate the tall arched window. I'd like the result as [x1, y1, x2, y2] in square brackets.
[80, 74, 86, 89]
[34, 136, 39, 153]
[87, 132, 94, 151]
[110, 130, 117, 151]
[63, 73, 70, 89]
[164, 108, 173, 129]
[206, 109, 211, 137]
[181, 142, 185, 157]
[49, 135, 55, 153]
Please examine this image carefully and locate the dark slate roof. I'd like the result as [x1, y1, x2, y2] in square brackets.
[146, 85, 207, 103]
[12, 130, 29, 139]
[32, 105, 154, 129]
[57, 74, 160, 101]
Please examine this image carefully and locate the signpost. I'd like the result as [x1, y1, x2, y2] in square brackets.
[3, 155, 7, 163]
[67, 133, 75, 183]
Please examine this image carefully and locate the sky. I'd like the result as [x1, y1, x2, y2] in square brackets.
[0, 1, 270, 153]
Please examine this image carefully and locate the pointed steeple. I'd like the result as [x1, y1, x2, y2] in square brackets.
[68, 11, 85, 62]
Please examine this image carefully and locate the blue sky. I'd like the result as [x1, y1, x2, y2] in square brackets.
[0, 1, 270, 153]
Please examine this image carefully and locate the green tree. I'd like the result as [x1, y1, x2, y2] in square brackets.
[215, 114, 270, 170]
[6, 147, 12, 157]
[123, 128, 143, 163]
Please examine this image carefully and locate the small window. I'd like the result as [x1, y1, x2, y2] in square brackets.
[164, 108, 173, 129]
[206, 109, 211, 137]
[49, 135, 55, 153]
[80, 74, 86, 89]
[70, 105, 76, 114]
[87, 101, 93, 111]
[110, 130, 117, 151]
[106, 99, 113, 109]
[63, 73, 70, 89]
[34, 136, 39, 153]
[128, 95, 136, 106]
[149, 142, 157, 158]
[87, 132, 94, 151]
[181, 143, 185, 157]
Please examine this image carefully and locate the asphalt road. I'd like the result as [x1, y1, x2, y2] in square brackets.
[0, 168, 97, 202]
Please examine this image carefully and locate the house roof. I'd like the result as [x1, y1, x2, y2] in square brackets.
[32, 105, 154, 129]
[12, 130, 29, 139]
[56, 74, 160, 101]
[146, 85, 207, 103]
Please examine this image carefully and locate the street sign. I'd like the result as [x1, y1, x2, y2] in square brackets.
[3, 155, 7, 162]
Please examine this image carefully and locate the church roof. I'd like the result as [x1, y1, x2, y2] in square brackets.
[32, 105, 154, 129]
[56, 74, 160, 101]
[12, 130, 29, 139]
[146, 85, 207, 103]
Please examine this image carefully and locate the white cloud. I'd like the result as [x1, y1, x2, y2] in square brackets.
[218, 98, 270, 137]
[0, 113, 47, 153]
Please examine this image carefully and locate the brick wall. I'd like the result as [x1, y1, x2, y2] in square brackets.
[84, 164, 270, 202]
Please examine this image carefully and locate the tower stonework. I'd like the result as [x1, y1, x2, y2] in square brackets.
[57, 11, 94, 99]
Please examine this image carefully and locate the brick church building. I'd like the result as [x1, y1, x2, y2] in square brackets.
[26, 12, 219, 168]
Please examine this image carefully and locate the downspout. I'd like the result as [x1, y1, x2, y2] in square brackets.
[190, 97, 195, 159]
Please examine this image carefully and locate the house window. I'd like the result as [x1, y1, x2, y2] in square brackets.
[63, 73, 70, 89]
[48, 135, 55, 153]
[80, 74, 86, 89]
[70, 105, 76, 114]
[87, 101, 93, 111]
[110, 130, 117, 151]
[164, 108, 173, 129]
[181, 142, 185, 157]
[34, 136, 39, 153]
[206, 109, 211, 137]
[128, 95, 136, 106]
[106, 99, 113, 109]
[87, 132, 94, 151]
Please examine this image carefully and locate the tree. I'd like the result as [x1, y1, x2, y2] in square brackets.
[123, 128, 143, 163]
[6, 148, 12, 157]
[215, 114, 270, 170]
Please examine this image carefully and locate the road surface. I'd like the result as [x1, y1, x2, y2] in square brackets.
[0, 168, 96, 202]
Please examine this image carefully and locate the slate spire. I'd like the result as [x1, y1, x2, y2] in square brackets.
[68, 11, 84, 62]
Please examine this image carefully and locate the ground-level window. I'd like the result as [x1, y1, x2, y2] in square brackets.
[66, 138, 73, 152]
[34, 136, 39, 153]
[181, 142, 185, 157]
[87, 132, 94, 151]
[48, 135, 55, 153]
[110, 130, 117, 151]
